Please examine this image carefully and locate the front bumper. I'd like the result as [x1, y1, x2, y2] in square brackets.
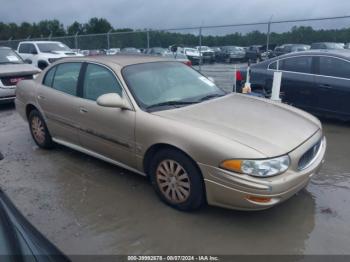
[199, 131, 326, 210]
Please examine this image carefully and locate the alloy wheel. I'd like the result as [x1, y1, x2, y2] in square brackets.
[156, 159, 191, 204]
[31, 116, 46, 144]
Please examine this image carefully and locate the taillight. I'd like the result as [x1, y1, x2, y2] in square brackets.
[236, 70, 243, 81]
[184, 60, 192, 67]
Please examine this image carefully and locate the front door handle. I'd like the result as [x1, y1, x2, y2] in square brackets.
[79, 107, 88, 114]
[37, 95, 46, 100]
[319, 84, 332, 89]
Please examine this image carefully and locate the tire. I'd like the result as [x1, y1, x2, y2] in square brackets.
[149, 149, 205, 211]
[28, 110, 54, 149]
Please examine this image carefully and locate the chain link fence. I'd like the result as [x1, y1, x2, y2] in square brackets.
[1, 15, 350, 91]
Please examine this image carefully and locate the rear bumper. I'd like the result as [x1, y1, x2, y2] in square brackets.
[0, 87, 16, 104]
[199, 133, 326, 211]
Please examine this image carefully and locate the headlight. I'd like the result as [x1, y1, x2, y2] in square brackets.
[220, 155, 290, 177]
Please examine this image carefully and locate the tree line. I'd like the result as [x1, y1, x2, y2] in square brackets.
[1, 17, 350, 49]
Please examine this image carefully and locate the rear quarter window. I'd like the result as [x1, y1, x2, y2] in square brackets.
[43, 66, 57, 87]
[319, 57, 350, 79]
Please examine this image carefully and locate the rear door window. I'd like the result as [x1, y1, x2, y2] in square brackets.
[319, 57, 350, 79]
[280, 56, 312, 73]
[52, 63, 81, 96]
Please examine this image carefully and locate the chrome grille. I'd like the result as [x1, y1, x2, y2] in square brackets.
[298, 139, 322, 171]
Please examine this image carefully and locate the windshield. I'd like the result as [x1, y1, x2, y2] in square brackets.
[0, 49, 24, 64]
[37, 43, 71, 52]
[122, 62, 226, 111]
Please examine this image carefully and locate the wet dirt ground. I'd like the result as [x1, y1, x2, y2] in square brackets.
[1, 66, 350, 256]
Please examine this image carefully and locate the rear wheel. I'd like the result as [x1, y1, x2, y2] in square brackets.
[28, 110, 54, 149]
[149, 149, 205, 211]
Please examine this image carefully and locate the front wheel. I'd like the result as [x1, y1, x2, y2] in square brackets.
[149, 149, 205, 211]
[28, 110, 54, 149]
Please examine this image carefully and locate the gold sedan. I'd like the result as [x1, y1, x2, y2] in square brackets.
[16, 55, 326, 211]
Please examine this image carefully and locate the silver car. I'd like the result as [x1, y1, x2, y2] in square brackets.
[0, 47, 40, 104]
[16, 55, 326, 211]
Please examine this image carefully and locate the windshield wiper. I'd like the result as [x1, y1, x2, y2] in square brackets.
[197, 93, 226, 102]
[147, 100, 198, 110]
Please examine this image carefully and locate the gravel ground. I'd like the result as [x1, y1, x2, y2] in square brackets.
[0, 64, 350, 257]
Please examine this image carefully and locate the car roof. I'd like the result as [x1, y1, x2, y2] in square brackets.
[274, 49, 350, 59]
[56, 54, 175, 67]
[19, 41, 63, 44]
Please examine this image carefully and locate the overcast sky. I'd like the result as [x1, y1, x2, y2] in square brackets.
[1, 0, 350, 33]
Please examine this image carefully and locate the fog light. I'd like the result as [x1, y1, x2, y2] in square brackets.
[246, 196, 272, 203]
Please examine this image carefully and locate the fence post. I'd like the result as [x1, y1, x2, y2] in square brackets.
[147, 29, 150, 49]
[107, 29, 112, 50]
[74, 32, 79, 50]
[266, 21, 271, 52]
[199, 26, 202, 72]
[7, 37, 13, 48]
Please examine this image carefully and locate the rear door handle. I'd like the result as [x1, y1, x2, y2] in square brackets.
[79, 107, 88, 114]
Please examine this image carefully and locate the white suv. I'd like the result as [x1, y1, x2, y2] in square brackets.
[17, 41, 83, 70]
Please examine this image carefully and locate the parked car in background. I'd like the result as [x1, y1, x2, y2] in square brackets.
[145, 47, 167, 56]
[245, 45, 274, 63]
[120, 47, 141, 54]
[195, 46, 215, 63]
[310, 42, 345, 50]
[0, 188, 70, 260]
[79, 50, 90, 56]
[218, 46, 246, 63]
[178, 47, 201, 65]
[274, 44, 311, 57]
[16, 55, 325, 211]
[163, 52, 192, 66]
[211, 47, 222, 61]
[236, 50, 350, 121]
[17, 41, 82, 70]
[106, 48, 120, 55]
[0, 46, 41, 104]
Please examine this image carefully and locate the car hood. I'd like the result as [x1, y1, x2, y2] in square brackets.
[154, 94, 321, 157]
[0, 63, 41, 77]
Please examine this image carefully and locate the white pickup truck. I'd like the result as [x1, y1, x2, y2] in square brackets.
[17, 41, 83, 70]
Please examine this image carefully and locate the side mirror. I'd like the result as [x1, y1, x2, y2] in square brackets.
[96, 93, 132, 110]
